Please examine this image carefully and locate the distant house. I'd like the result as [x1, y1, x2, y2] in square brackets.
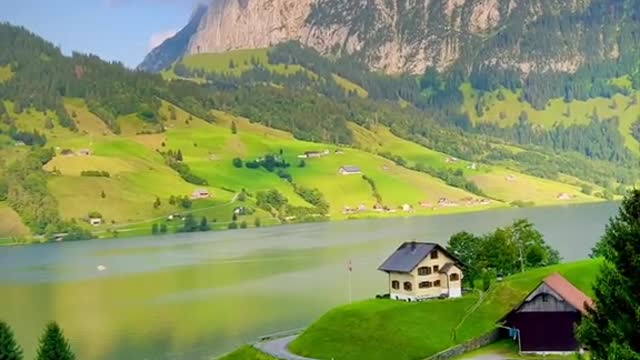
[500, 273, 593, 353]
[335, 149, 344, 155]
[557, 193, 572, 201]
[77, 149, 92, 156]
[378, 242, 464, 301]
[468, 162, 478, 170]
[338, 166, 362, 175]
[445, 157, 458, 164]
[60, 149, 74, 156]
[14, 141, 25, 147]
[402, 204, 413, 212]
[191, 189, 211, 200]
[89, 218, 102, 226]
[304, 151, 323, 158]
[506, 175, 518, 182]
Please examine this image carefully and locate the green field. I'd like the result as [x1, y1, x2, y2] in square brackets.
[0, 95, 606, 239]
[349, 123, 600, 206]
[462, 84, 640, 155]
[289, 260, 599, 360]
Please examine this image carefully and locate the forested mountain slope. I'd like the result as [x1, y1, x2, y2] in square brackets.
[0, 23, 634, 241]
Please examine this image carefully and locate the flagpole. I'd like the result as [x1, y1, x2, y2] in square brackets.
[348, 259, 352, 304]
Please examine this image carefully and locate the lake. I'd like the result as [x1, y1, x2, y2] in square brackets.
[0, 202, 618, 360]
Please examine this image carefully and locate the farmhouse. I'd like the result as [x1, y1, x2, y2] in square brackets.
[77, 149, 92, 156]
[89, 218, 102, 226]
[378, 242, 464, 302]
[304, 151, 323, 158]
[557, 193, 572, 201]
[191, 189, 211, 200]
[338, 166, 362, 175]
[500, 273, 593, 354]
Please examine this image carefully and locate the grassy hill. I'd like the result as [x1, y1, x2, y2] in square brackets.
[0, 95, 608, 239]
[348, 123, 600, 206]
[289, 260, 599, 360]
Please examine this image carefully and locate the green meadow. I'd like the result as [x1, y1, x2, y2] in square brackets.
[0, 95, 604, 239]
[289, 260, 599, 360]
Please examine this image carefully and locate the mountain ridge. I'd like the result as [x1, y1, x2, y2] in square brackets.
[139, 0, 639, 76]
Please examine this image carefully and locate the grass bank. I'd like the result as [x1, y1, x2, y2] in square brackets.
[289, 260, 599, 360]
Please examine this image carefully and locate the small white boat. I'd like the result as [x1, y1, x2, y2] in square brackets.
[97, 265, 107, 272]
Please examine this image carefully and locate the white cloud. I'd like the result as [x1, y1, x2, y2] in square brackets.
[148, 29, 178, 50]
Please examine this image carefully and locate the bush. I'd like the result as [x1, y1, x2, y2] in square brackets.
[254, 217, 261, 227]
[228, 221, 238, 230]
[232, 157, 243, 168]
[80, 170, 110, 178]
[240, 220, 248, 229]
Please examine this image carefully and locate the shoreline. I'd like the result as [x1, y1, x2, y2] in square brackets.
[0, 198, 612, 247]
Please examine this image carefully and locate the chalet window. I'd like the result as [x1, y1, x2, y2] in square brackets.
[434, 280, 441, 287]
[419, 281, 432, 289]
[542, 294, 549, 302]
[404, 282, 413, 291]
[391, 280, 399, 290]
[433, 265, 439, 272]
[450, 273, 460, 281]
[430, 250, 438, 259]
[418, 266, 432, 276]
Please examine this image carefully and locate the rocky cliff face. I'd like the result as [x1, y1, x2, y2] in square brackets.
[140, 0, 632, 75]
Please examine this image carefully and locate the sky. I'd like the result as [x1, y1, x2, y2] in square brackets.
[1, 0, 204, 68]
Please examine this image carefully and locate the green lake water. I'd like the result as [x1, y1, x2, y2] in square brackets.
[0, 202, 618, 359]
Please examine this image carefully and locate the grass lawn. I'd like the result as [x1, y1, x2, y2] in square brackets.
[290, 260, 599, 360]
[218, 346, 277, 360]
[180, 49, 309, 77]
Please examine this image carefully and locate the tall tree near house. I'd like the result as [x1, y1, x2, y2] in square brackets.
[0, 320, 23, 360]
[35, 322, 75, 360]
[578, 189, 640, 359]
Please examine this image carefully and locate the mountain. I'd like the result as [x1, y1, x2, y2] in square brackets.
[1, 23, 629, 242]
[138, 4, 208, 73]
[139, 0, 640, 75]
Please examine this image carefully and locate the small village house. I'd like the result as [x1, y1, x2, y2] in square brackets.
[304, 151, 323, 158]
[191, 189, 211, 200]
[378, 242, 464, 301]
[338, 166, 362, 175]
[500, 273, 593, 354]
[557, 193, 572, 201]
[77, 148, 92, 156]
[89, 218, 102, 226]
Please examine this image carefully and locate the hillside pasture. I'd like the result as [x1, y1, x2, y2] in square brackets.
[0, 64, 13, 83]
[180, 49, 310, 77]
[290, 260, 599, 360]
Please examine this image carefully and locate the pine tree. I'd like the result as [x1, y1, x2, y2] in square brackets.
[231, 121, 237, 134]
[35, 322, 75, 360]
[578, 190, 640, 359]
[0, 320, 23, 360]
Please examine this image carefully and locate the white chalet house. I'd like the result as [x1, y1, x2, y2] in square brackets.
[378, 242, 464, 301]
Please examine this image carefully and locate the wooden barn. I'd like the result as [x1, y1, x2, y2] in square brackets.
[500, 273, 593, 354]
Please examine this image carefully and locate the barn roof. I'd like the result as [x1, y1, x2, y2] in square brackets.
[340, 166, 361, 173]
[500, 273, 593, 322]
[378, 242, 462, 273]
[543, 273, 593, 315]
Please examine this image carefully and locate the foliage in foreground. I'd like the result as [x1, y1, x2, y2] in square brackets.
[35, 322, 75, 360]
[447, 219, 560, 287]
[578, 190, 640, 359]
[0, 320, 22, 360]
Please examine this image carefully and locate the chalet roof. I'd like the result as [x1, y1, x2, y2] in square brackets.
[378, 242, 461, 273]
[340, 166, 361, 173]
[543, 273, 593, 314]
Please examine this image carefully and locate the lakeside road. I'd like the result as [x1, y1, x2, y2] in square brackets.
[254, 336, 314, 360]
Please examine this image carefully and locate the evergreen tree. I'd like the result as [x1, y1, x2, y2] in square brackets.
[199, 216, 210, 231]
[153, 197, 161, 209]
[35, 322, 75, 360]
[231, 121, 237, 134]
[578, 190, 640, 359]
[0, 320, 23, 360]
